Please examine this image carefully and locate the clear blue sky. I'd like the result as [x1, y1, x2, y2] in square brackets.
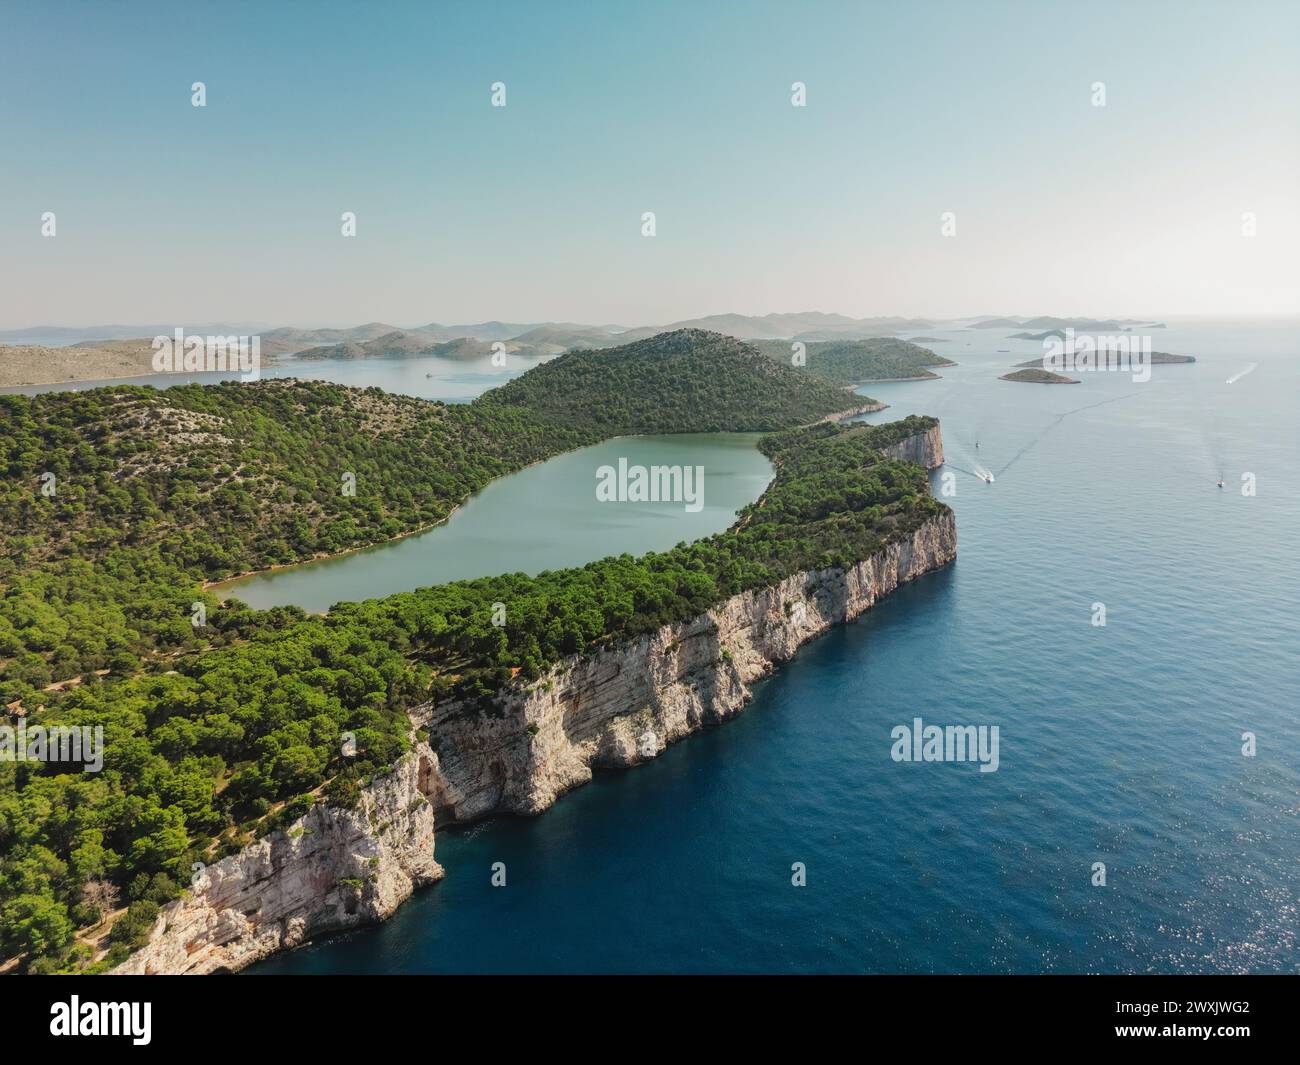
[2, 0, 1297, 327]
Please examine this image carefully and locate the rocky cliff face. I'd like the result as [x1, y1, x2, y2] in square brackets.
[415, 507, 955, 823]
[881, 422, 944, 467]
[114, 745, 442, 975]
[819, 401, 886, 424]
[117, 425, 950, 974]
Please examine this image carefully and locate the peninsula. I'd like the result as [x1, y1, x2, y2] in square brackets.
[0, 330, 954, 974]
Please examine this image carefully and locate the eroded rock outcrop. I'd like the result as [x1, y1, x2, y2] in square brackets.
[114, 745, 442, 975]
[881, 422, 944, 467]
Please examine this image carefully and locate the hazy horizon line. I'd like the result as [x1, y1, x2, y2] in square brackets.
[4, 310, 1298, 336]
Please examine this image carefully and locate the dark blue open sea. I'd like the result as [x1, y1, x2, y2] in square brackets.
[252, 320, 1298, 974]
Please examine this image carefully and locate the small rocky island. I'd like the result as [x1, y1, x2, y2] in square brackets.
[1000, 367, 1079, 384]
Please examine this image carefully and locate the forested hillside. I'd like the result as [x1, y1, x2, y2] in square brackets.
[0, 381, 592, 690]
[750, 337, 954, 384]
[0, 331, 931, 973]
[480, 329, 868, 433]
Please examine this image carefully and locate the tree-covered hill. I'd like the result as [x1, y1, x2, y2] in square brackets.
[0, 381, 596, 691]
[479, 329, 871, 433]
[1, 380, 591, 573]
[292, 332, 540, 361]
[750, 337, 954, 385]
[0, 413, 944, 973]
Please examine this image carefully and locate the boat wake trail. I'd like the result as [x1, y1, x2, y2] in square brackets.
[1192, 362, 1233, 480]
[944, 462, 989, 481]
[932, 383, 1002, 484]
[996, 392, 1140, 478]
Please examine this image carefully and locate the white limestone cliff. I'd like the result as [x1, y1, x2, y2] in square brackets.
[114, 744, 442, 975]
[881, 421, 944, 467]
[416, 507, 955, 822]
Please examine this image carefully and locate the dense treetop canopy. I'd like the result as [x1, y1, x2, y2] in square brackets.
[480, 329, 870, 433]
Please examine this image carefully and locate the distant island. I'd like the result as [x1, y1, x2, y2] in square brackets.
[1009, 326, 1168, 341]
[971, 316, 1165, 334]
[1015, 352, 1195, 368]
[970, 317, 1024, 329]
[750, 337, 954, 384]
[0, 314, 1181, 390]
[292, 331, 548, 362]
[1019, 317, 1124, 331]
[0, 340, 160, 387]
[1008, 330, 1069, 341]
[1000, 367, 1079, 384]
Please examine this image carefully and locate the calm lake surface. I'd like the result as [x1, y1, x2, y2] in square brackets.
[215, 433, 773, 613]
[248, 319, 1298, 974]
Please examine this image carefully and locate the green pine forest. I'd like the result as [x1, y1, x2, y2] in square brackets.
[0, 329, 944, 972]
[749, 336, 955, 385]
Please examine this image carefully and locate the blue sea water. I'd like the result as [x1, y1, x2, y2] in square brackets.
[238, 319, 1297, 974]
